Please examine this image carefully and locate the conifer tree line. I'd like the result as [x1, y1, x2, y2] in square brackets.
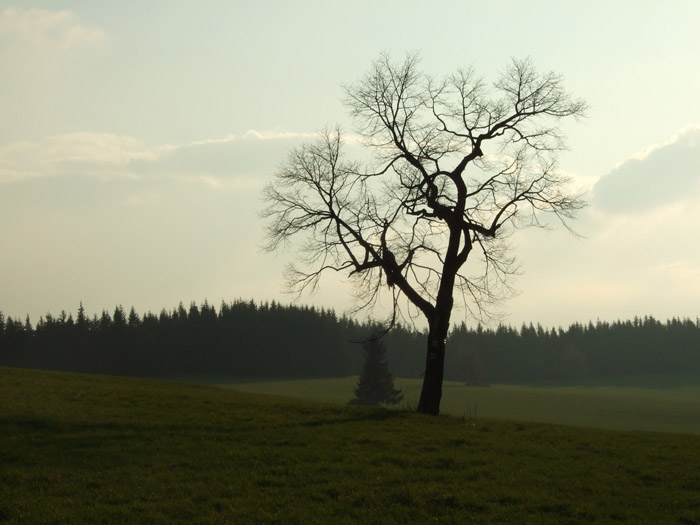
[1, 300, 699, 383]
[0, 300, 361, 378]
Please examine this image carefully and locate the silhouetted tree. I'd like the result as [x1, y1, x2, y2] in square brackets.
[127, 307, 140, 328]
[263, 52, 587, 414]
[350, 339, 403, 406]
[454, 345, 490, 386]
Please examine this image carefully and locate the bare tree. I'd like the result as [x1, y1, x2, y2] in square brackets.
[262, 53, 587, 415]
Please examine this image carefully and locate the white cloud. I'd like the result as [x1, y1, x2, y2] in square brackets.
[0, 130, 312, 184]
[0, 7, 105, 50]
[176, 174, 262, 190]
[241, 129, 316, 140]
[0, 128, 387, 185]
[120, 191, 162, 208]
[135, 131, 310, 184]
[0, 132, 150, 182]
[502, 127, 700, 326]
[648, 260, 700, 294]
[593, 126, 700, 214]
[618, 126, 700, 165]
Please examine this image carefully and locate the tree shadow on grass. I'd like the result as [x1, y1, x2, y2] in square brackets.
[299, 408, 405, 428]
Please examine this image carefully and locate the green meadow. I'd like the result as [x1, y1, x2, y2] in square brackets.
[227, 376, 700, 435]
[3, 367, 700, 524]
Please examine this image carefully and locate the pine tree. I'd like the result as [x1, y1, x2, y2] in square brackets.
[76, 302, 87, 328]
[350, 339, 403, 406]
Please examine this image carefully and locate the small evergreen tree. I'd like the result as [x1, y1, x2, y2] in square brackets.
[458, 345, 490, 387]
[350, 339, 403, 406]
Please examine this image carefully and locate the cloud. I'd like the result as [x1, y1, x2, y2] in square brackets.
[0, 7, 105, 50]
[648, 260, 700, 295]
[504, 125, 700, 326]
[592, 126, 700, 214]
[241, 129, 316, 140]
[0, 130, 312, 185]
[0, 133, 152, 182]
[131, 131, 311, 188]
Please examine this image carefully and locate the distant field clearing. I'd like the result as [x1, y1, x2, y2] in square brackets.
[225, 377, 700, 434]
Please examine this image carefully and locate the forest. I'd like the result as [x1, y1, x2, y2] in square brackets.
[1, 300, 699, 384]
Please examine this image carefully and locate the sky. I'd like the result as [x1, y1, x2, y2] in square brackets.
[1, 1, 699, 329]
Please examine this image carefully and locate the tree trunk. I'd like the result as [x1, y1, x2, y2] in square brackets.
[417, 314, 450, 415]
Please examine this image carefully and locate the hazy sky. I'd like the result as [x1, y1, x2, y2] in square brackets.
[2, 1, 700, 328]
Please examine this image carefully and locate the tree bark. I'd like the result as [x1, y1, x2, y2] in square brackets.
[417, 312, 451, 415]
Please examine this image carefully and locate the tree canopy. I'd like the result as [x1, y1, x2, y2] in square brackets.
[264, 52, 588, 414]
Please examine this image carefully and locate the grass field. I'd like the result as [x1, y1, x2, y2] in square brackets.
[227, 376, 700, 435]
[3, 366, 700, 523]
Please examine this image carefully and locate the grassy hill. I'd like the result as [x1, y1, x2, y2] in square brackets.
[2, 367, 700, 523]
